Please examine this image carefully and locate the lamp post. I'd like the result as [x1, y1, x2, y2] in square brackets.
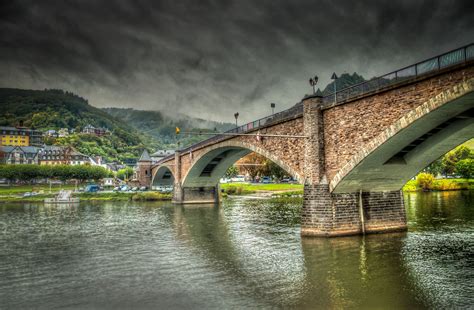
[309, 75, 318, 94]
[331, 72, 338, 103]
[270, 103, 276, 115]
[234, 112, 239, 128]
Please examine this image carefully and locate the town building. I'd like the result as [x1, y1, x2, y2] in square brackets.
[0, 146, 41, 164]
[135, 150, 153, 186]
[58, 128, 69, 137]
[0, 145, 92, 166]
[0, 126, 43, 147]
[82, 124, 110, 136]
[44, 129, 58, 138]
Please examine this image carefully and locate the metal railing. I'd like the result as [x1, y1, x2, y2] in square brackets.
[322, 43, 474, 105]
[176, 103, 304, 155]
[157, 42, 473, 163]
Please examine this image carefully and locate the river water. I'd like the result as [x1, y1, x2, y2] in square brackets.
[0, 191, 472, 309]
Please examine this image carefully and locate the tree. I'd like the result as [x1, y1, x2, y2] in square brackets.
[224, 165, 238, 179]
[442, 145, 473, 177]
[237, 153, 266, 180]
[424, 158, 444, 176]
[117, 167, 134, 181]
[263, 160, 289, 181]
[455, 159, 473, 179]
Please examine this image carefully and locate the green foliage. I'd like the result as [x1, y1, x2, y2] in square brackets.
[455, 159, 474, 179]
[263, 160, 288, 181]
[0, 88, 146, 162]
[416, 173, 435, 190]
[131, 192, 172, 201]
[404, 177, 474, 191]
[0, 164, 108, 182]
[117, 167, 134, 181]
[441, 145, 472, 176]
[424, 142, 473, 177]
[224, 166, 238, 178]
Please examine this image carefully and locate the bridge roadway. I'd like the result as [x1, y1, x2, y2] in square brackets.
[138, 43, 474, 237]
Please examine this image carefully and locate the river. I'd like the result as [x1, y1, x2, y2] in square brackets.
[0, 191, 472, 309]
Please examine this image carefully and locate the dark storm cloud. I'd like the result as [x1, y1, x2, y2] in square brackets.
[0, 0, 473, 122]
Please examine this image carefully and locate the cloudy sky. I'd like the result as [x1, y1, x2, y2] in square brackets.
[0, 0, 473, 123]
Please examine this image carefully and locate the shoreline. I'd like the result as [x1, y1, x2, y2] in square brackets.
[0, 179, 472, 203]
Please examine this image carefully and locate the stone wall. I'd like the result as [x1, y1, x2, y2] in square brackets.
[171, 117, 305, 184]
[323, 65, 474, 182]
[182, 186, 218, 204]
[301, 184, 407, 236]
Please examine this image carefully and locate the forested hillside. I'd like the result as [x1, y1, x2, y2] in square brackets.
[0, 88, 146, 161]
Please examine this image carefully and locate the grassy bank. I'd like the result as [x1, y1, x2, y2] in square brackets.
[0, 191, 172, 203]
[0, 184, 77, 195]
[222, 178, 473, 197]
[403, 178, 474, 192]
[220, 183, 303, 195]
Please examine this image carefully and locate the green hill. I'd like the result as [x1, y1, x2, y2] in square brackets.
[0, 88, 145, 162]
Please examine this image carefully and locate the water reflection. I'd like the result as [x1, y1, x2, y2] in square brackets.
[0, 192, 472, 309]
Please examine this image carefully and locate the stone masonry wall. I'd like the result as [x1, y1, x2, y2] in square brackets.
[182, 186, 218, 204]
[323, 65, 474, 182]
[301, 184, 407, 236]
[175, 117, 305, 183]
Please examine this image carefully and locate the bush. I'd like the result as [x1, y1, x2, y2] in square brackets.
[131, 192, 172, 201]
[416, 173, 435, 190]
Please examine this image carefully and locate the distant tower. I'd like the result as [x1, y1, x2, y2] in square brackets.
[137, 149, 152, 187]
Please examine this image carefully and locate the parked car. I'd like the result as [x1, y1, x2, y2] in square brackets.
[113, 186, 120, 192]
[262, 176, 272, 184]
[159, 185, 173, 193]
[132, 187, 139, 191]
[139, 186, 147, 191]
[85, 184, 100, 193]
[230, 175, 246, 183]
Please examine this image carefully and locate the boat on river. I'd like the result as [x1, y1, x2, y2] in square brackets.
[44, 190, 80, 204]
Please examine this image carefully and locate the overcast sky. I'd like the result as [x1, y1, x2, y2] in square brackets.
[0, 0, 473, 123]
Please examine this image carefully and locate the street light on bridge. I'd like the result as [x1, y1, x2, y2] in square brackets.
[270, 103, 276, 115]
[234, 112, 239, 128]
[309, 75, 318, 94]
[331, 72, 338, 103]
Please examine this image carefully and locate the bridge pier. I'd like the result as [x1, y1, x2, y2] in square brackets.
[301, 185, 407, 236]
[173, 185, 219, 204]
[300, 93, 407, 237]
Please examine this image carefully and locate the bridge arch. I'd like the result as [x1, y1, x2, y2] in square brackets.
[151, 164, 175, 188]
[331, 78, 474, 193]
[182, 140, 302, 188]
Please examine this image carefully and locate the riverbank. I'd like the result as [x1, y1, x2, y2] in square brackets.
[221, 178, 474, 197]
[402, 178, 474, 192]
[0, 190, 171, 203]
[0, 178, 472, 203]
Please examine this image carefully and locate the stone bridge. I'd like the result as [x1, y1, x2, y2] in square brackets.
[138, 43, 474, 237]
